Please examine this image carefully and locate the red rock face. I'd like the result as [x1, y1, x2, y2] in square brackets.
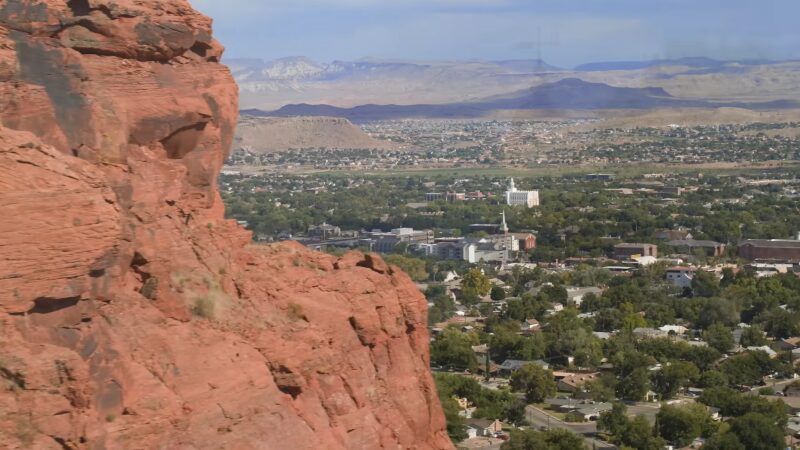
[0, 1, 451, 449]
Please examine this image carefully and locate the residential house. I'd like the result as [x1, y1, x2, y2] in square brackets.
[472, 344, 489, 362]
[633, 328, 670, 340]
[565, 287, 603, 307]
[666, 266, 696, 289]
[659, 325, 688, 335]
[498, 359, 549, 376]
[520, 319, 541, 334]
[784, 383, 800, 397]
[575, 403, 612, 421]
[747, 345, 778, 359]
[556, 372, 600, 393]
[464, 418, 503, 439]
[746, 263, 794, 278]
[777, 337, 800, 351]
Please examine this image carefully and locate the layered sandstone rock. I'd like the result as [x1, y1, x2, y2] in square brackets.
[0, 1, 451, 449]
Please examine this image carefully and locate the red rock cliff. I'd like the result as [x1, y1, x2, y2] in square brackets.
[0, 1, 452, 449]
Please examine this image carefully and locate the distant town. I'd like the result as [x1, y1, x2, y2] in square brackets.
[226, 119, 800, 173]
[222, 159, 800, 449]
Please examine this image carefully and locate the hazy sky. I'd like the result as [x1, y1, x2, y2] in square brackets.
[191, 0, 800, 68]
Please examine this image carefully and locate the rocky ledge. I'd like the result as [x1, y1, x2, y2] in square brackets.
[0, 1, 450, 449]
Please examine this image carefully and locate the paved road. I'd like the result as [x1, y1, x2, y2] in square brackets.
[525, 405, 617, 449]
[745, 376, 799, 396]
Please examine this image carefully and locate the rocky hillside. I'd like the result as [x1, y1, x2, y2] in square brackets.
[235, 116, 396, 153]
[0, 1, 450, 449]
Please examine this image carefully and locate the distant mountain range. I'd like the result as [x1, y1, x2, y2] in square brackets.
[229, 56, 800, 112]
[242, 78, 799, 122]
[574, 56, 792, 72]
[227, 56, 561, 84]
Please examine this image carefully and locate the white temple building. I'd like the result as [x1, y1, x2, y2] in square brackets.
[506, 178, 539, 208]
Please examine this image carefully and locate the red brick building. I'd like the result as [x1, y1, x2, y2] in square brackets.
[738, 239, 800, 262]
[511, 233, 537, 251]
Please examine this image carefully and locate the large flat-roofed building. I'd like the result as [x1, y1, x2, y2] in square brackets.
[667, 239, 726, 257]
[739, 238, 800, 262]
[506, 178, 539, 208]
[586, 173, 615, 182]
[614, 243, 658, 260]
[370, 228, 433, 253]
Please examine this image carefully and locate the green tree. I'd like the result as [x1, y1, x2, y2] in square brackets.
[510, 363, 556, 403]
[718, 351, 782, 386]
[619, 416, 665, 450]
[699, 370, 729, 389]
[501, 428, 585, 450]
[703, 432, 746, 450]
[727, 413, 786, 450]
[651, 361, 700, 400]
[598, 402, 629, 437]
[762, 308, 800, 339]
[703, 324, 734, 353]
[462, 269, 491, 297]
[699, 387, 787, 426]
[617, 367, 651, 402]
[384, 254, 428, 281]
[430, 327, 478, 370]
[692, 271, 721, 298]
[696, 298, 740, 328]
[490, 324, 545, 363]
[739, 324, 768, 347]
[438, 394, 467, 442]
[656, 404, 714, 447]
[491, 286, 507, 301]
[428, 294, 457, 325]
[587, 373, 617, 402]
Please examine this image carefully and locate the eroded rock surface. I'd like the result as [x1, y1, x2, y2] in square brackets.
[0, 1, 450, 449]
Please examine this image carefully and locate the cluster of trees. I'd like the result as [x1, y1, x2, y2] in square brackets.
[598, 403, 666, 449]
[509, 363, 556, 403]
[500, 428, 584, 450]
[593, 385, 789, 449]
[434, 373, 527, 441]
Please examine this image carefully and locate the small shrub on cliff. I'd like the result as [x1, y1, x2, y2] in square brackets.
[192, 295, 216, 319]
[13, 417, 36, 448]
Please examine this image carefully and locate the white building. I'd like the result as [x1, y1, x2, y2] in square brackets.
[506, 178, 540, 208]
[666, 266, 695, 289]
